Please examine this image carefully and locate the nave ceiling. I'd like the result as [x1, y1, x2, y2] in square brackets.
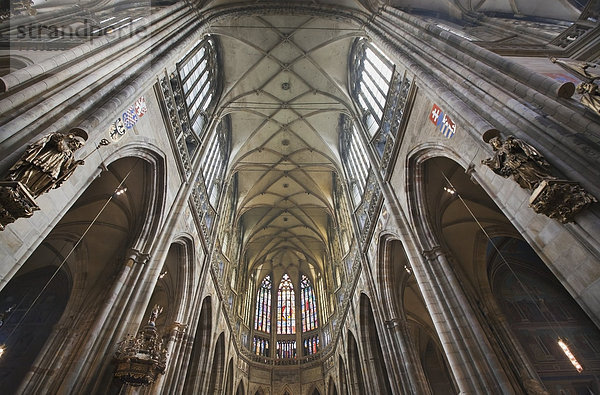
[212, 14, 358, 281]
[199, 0, 584, 285]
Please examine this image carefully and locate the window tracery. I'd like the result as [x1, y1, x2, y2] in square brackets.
[177, 36, 219, 139]
[254, 275, 271, 333]
[277, 274, 295, 335]
[350, 39, 393, 137]
[301, 274, 318, 332]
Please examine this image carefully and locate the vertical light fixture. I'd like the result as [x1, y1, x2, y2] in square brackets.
[557, 338, 583, 373]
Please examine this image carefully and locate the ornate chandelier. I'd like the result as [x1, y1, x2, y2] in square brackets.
[114, 305, 168, 386]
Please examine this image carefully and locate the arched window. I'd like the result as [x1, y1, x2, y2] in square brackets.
[277, 274, 295, 334]
[178, 36, 219, 138]
[201, 116, 231, 206]
[301, 274, 318, 332]
[254, 275, 271, 333]
[339, 115, 370, 204]
[350, 40, 393, 136]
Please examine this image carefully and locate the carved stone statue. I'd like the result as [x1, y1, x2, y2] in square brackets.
[550, 57, 600, 81]
[8, 132, 86, 198]
[482, 134, 554, 190]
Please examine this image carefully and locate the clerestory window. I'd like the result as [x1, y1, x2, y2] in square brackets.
[254, 275, 272, 333]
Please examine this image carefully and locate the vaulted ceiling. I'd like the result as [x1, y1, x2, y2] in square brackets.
[201, 1, 584, 284]
[211, 14, 359, 280]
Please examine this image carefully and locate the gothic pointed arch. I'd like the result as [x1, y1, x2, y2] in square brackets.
[224, 358, 234, 395]
[359, 293, 392, 394]
[236, 380, 245, 395]
[347, 331, 365, 394]
[0, 155, 164, 393]
[207, 332, 226, 394]
[409, 153, 600, 392]
[184, 296, 212, 394]
[328, 376, 338, 395]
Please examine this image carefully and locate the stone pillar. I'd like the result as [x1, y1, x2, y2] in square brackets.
[155, 322, 188, 394]
[56, 249, 150, 393]
[410, 246, 514, 394]
[384, 317, 432, 395]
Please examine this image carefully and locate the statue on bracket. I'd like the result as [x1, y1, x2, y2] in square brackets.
[7, 131, 86, 198]
[551, 57, 600, 115]
[482, 133, 553, 190]
[0, 130, 88, 230]
[482, 130, 596, 223]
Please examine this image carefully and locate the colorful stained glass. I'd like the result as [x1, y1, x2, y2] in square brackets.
[276, 340, 296, 359]
[303, 335, 319, 356]
[254, 275, 271, 333]
[301, 274, 318, 332]
[277, 273, 295, 334]
[253, 336, 270, 357]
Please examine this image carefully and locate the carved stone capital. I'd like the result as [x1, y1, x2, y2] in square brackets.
[127, 248, 151, 264]
[529, 179, 597, 223]
[422, 245, 445, 261]
[384, 318, 402, 329]
[0, 181, 40, 230]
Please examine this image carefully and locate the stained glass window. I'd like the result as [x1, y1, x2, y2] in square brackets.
[253, 336, 270, 357]
[254, 275, 271, 333]
[303, 335, 319, 356]
[301, 274, 318, 332]
[276, 340, 297, 359]
[277, 273, 295, 334]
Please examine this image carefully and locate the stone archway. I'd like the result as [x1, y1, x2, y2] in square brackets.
[184, 296, 212, 394]
[358, 293, 392, 394]
[327, 376, 338, 395]
[488, 236, 600, 393]
[0, 266, 69, 392]
[207, 332, 226, 394]
[410, 154, 600, 393]
[347, 331, 365, 394]
[0, 155, 162, 393]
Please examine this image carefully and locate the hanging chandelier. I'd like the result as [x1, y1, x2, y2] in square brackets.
[114, 305, 168, 386]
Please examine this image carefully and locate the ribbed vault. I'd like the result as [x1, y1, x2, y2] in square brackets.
[213, 13, 362, 281]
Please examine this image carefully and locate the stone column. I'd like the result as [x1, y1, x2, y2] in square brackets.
[56, 249, 150, 393]
[384, 317, 432, 395]
[155, 322, 189, 394]
[411, 246, 514, 394]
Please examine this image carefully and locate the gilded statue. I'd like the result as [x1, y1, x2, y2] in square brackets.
[482, 134, 553, 190]
[482, 131, 597, 222]
[576, 82, 600, 114]
[148, 304, 163, 326]
[550, 57, 600, 115]
[7, 132, 86, 198]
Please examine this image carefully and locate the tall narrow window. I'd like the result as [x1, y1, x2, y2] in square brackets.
[201, 116, 230, 206]
[350, 39, 393, 137]
[254, 275, 272, 333]
[301, 274, 318, 332]
[177, 36, 219, 138]
[303, 335, 319, 356]
[276, 340, 297, 359]
[277, 274, 295, 334]
[253, 336, 270, 357]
